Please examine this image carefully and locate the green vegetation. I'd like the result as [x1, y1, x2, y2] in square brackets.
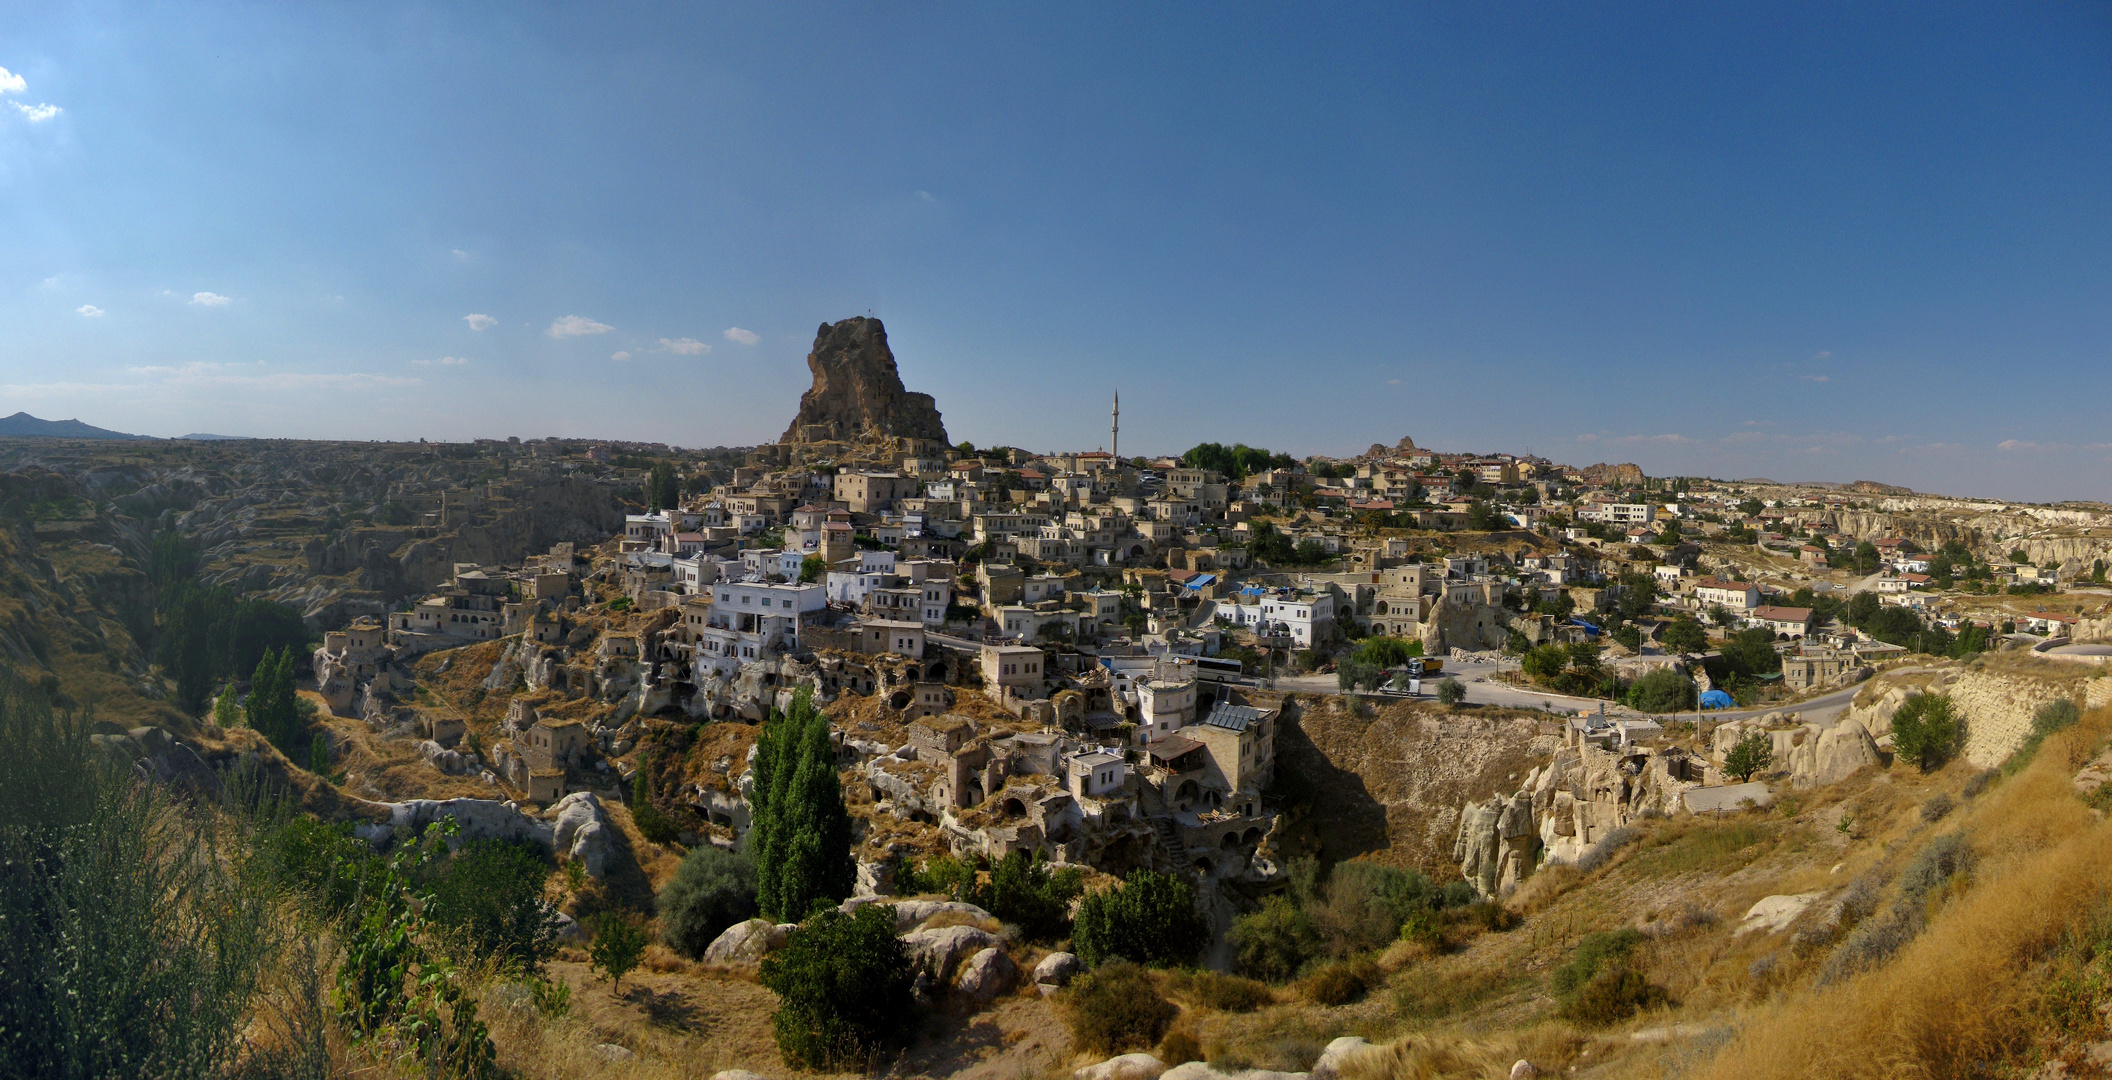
[1662, 616, 1709, 653]
[149, 533, 316, 716]
[1522, 641, 1623, 698]
[2007, 698, 2081, 774]
[749, 689, 856, 919]
[759, 904, 917, 1070]
[1435, 677, 1467, 705]
[629, 754, 681, 844]
[1891, 692, 1964, 773]
[972, 850, 1086, 941]
[1551, 928, 1665, 1025]
[1059, 960, 1177, 1054]
[1725, 729, 1774, 782]
[424, 839, 563, 972]
[1073, 869, 1210, 968]
[799, 554, 827, 583]
[1229, 859, 1471, 982]
[658, 845, 760, 959]
[1180, 442, 1296, 480]
[1625, 668, 1697, 712]
[245, 644, 312, 756]
[646, 462, 680, 512]
[587, 912, 649, 993]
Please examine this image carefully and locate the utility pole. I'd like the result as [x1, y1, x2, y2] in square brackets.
[1111, 390, 1120, 462]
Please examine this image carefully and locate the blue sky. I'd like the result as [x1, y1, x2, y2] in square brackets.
[2, 3, 2109, 500]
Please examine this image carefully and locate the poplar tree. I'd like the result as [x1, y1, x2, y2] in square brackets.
[750, 690, 855, 919]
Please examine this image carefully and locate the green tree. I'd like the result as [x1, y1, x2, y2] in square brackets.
[212, 681, 242, 727]
[1725, 729, 1774, 782]
[1853, 540, 1881, 574]
[1612, 570, 1660, 622]
[2010, 548, 2031, 566]
[798, 554, 827, 584]
[1891, 693, 1964, 773]
[971, 851, 1085, 942]
[1230, 896, 1319, 982]
[1662, 617, 1708, 653]
[1653, 519, 1682, 546]
[1435, 677, 1467, 705]
[1845, 590, 1881, 627]
[1465, 500, 1499, 531]
[427, 839, 563, 973]
[587, 912, 649, 993]
[658, 845, 760, 960]
[1072, 870, 1209, 969]
[1522, 644, 1570, 682]
[1625, 669, 1697, 713]
[760, 905, 916, 1070]
[245, 645, 304, 754]
[646, 462, 680, 513]
[750, 690, 856, 920]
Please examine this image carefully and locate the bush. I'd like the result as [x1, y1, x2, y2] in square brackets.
[658, 845, 759, 960]
[1559, 964, 1668, 1026]
[426, 838, 563, 972]
[1625, 668, 1697, 713]
[1919, 792, 1954, 823]
[2009, 698, 2081, 772]
[1725, 729, 1774, 782]
[1167, 969, 1275, 1012]
[1060, 960, 1176, 1054]
[1073, 870, 1209, 969]
[1551, 928, 1647, 998]
[759, 905, 916, 1070]
[1302, 957, 1379, 1006]
[971, 850, 1085, 942]
[1231, 896, 1321, 982]
[1435, 677, 1467, 705]
[1891, 693, 1964, 773]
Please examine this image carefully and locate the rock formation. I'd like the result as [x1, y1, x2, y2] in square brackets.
[779, 317, 947, 445]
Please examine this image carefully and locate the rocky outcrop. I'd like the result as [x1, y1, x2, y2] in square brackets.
[703, 918, 793, 966]
[1035, 951, 1083, 995]
[1454, 793, 1538, 898]
[550, 791, 614, 876]
[1709, 714, 1880, 789]
[1417, 593, 1514, 655]
[1075, 1054, 1166, 1080]
[778, 317, 947, 445]
[956, 946, 1017, 1000]
[90, 723, 223, 799]
[903, 924, 1000, 984]
[1455, 741, 1710, 895]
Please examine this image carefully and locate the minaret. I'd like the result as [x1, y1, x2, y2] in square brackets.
[1111, 390, 1120, 462]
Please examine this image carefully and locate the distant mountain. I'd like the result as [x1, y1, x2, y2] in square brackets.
[0, 412, 155, 441]
[176, 433, 253, 441]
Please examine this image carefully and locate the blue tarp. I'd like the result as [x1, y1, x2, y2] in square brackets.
[1567, 618, 1601, 637]
[1182, 574, 1216, 590]
[1698, 690, 1735, 710]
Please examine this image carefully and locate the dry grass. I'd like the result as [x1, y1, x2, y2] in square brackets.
[1678, 708, 2112, 1079]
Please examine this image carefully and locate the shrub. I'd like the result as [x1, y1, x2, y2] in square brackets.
[1060, 961, 1176, 1054]
[1559, 964, 1668, 1026]
[971, 850, 1085, 942]
[587, 912, 649, 993]
[1435, 677, 1467, 705]
[1551, 928, 1647, 998]
[426, 838, 563, 972]
[1575, 826, 1641, 873]
[1167, 970, 1274, 1013]
[1073, 870, 1209, 969]
[896, 853, 977, 899]
[760, 905, 916, 1070]
[1892, 693, 1964, 773]
[1919, 792, 1954, 823]
[1158, 1024, 1203, 1066]
[1302, 957, 1380, 1006]
[2008, 698, 2081, 773]
[1231, 896, 1320, 982]
[1625, 668, 1698, 712]
[658, 845, 759, 960]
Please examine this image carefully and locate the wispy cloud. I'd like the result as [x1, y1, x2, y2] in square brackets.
[610, 351, 632, 362]
[723, 327, 759, 345]
[121, 360, 418, 389]
[1997, 439, 2048, 452]
[413, 356, 467, 367]
[450, 249, 470, 260]
[0, 67, 24, 94]
[189, 291, 232, 307]
[917, 190, 936, 203]
[463, 313, 496, 330]
[548, 315, 612, 338]
[75, 304, 103, 318]
[11, 102, 59, 122]
[1801, 374, 1830, 383]
[658, 337, 709, 355]
[1814, 350, 1832, 359]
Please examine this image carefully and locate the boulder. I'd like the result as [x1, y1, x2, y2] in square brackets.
[550, 791, 613, 878]
[1802, 721, 1881, 788]
[956, 946, 1017, 1000]
[1735, 893, 1823, 936]
[901, 924, 999, 983]
[1074, 1053, 1167, 1080]
[1511, 1063, 1539, 1080]
[592, 1044, 634, 1063]
[1160, 1064, 1307, 1080]
[1311, 1036, 1375, 1080]
[889, 899, 994, 933]
[704, 919, 790, 966]
[1035, 951, 1084, 994]
[356, 797, 552, 851]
